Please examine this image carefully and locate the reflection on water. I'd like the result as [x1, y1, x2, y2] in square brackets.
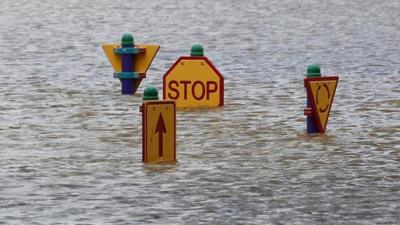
[0, 0, 399, 224]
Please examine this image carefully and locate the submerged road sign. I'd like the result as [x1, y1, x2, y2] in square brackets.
[103, 44, 159, 74]
[102, 34, 159, 94]
[304, 76, 339, 133]
[163, 45, 224, 108]
[141, 100, 176, 163]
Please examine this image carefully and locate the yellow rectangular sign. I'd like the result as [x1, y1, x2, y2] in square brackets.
[141, 101, 176, 163]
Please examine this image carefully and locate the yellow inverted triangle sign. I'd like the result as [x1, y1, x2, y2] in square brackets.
[102, 44, 160, 73]
[305, 76, 339, 132]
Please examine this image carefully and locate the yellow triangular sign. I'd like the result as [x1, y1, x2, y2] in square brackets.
[305, 76, 339, 132]
[102, 44, 160, 74]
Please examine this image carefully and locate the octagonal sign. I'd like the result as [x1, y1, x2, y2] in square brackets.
[163, 56, 224, 108]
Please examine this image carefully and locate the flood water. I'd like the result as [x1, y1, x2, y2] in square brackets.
[1, 0, 399, 224]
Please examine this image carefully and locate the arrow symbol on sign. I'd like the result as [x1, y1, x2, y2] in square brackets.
[317, 83, 331, 113]
[155, 114, 166, 157]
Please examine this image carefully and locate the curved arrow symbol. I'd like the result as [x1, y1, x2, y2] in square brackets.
[316, 83, 331, 113]
[155, 114, 166, 157]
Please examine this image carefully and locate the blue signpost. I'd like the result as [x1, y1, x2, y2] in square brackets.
[305, 64, 321, 134]
[114, 33, 141, 94]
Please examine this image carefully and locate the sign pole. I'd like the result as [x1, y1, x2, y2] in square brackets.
[305, 64, 321, 134]
[120, 33, 135, 94]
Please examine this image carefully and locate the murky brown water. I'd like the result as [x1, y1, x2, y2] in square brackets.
[1, 0, 399, 224]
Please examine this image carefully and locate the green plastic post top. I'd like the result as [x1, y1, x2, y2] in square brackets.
[121, 33, 134, 47]
[307, 64, 321, 77]
[143, 86, 159, 101]
[190, 44, 204, 56]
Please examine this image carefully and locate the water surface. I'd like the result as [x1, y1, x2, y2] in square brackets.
[0, 0, 399, 224]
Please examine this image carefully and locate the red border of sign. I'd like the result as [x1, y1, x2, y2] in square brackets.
[140, 45, 160, 76]
[304, 76, 339, 133]
[141, 100, 176, 163]
[162, 56, 224, 107]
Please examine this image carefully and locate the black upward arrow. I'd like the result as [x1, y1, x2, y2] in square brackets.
[155, 114, 166, 157]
